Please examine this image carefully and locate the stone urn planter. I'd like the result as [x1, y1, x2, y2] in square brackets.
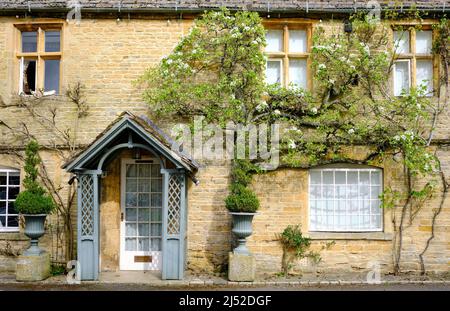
[22, 214, 47, 256]
[230, 212, 256, 255]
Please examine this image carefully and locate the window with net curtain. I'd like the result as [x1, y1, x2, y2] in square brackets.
[309, 166, 383, 232]
[393, 29, 434, 96]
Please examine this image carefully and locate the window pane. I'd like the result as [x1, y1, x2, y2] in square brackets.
[0, 187, 6, 200]
[45, 31, 60, 52]
[138, 238, 149, 251]
[151, 238, 161, 251]
[371, 171, 381, 185]
[151, 193, 162, 207]
[394, 31, 410, 54]
[126, 178, 137, 192]
[0, 172, 6, 185]
[22, 31, 37, 52]
[126, 165, 137, 177]
[416, 59, 433, 95]
[360, 172, 370, 184]
[8, 187, 19, 200]
[138, 208, 150, 221]
[394, 60, 410, 96]
[151, 208, 162, 222]
[310, 171, 321, 184]
[0, 216, 5, 228]
[8, 173, 20, 185]
[416, 31, 432, 54]
[310, 186, 321, 199]
[288, 59, 307, 89]
[266, 60, 282, 84]
[323, 171, 333, 184]
[0, 201, 5, 214]
[44, 59, 60, 93]
[7, 216, 18, 228]
[126, 223, 137, 236]
[125, 238, 137, 251]
[125, 208, 136, 221]
[8, 201, 17, 214]
[138, 178, 151, 192]
[289, 30, 307, 53]
[265, 30, 283, 52]
[150, 223, 162, 236]
[138, 193, 150, 207]
[22, 59, 37, 95]
[151, 178, 162, 192]
[138, 223, 149, 236]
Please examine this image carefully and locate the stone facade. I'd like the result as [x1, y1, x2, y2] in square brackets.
[0, 12, 448, 278]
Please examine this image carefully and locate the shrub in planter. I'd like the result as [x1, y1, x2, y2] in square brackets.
[225, 160, 260, 254]
[14, 140, 56, 256]
[225, 184, 259, 213]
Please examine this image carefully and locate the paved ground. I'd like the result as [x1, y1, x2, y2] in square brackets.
[0, 282, 449, 291]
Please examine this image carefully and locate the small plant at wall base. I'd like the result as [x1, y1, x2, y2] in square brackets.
[14, 140, 56, 256]
[279, 225, 334, 276]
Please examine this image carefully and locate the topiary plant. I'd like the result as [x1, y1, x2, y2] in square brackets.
[225, 184, 260, 213]
[225, 159, 260, 213]
[14, 140, 55, 214]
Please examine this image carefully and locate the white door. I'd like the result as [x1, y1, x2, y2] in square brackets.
[120, 159, 163, 270]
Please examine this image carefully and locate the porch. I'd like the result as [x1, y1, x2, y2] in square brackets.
[62, 112, 199, 281]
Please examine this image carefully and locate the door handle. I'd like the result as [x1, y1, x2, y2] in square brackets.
[121, 212, 124, 221]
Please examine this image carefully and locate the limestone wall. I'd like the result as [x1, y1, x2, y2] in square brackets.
[0, 16, 448, 277]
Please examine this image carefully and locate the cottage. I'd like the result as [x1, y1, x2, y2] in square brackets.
[0, 1, 448, 282]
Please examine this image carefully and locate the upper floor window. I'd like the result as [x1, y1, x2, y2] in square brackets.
[0, 168, 20, 232]
[16, 24, 62, 95]
[264, 24, 311, 90]
[393, 27, 434, 96]
[309, 166, 383, 232]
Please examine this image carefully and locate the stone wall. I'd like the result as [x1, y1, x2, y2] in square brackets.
[0, 16, 448, 277]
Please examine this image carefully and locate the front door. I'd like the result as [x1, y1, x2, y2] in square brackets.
[120, 159, 163, 270]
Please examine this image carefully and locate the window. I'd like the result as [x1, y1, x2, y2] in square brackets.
[0, 169, 20, 231]
[16, 24, 62, 95]
[309, 167, 383, 232]
[393, 27, 435, 96]
[264, 25, 311, 89]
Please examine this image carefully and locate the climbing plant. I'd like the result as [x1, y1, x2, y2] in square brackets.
[0, 82, 89, 263]
[141, 8, 449, 275]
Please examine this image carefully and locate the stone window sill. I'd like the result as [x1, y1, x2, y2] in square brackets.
[0, 231, 28, 241]
[307, 232, 393, 241]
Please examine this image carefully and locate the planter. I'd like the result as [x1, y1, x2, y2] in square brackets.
[22, 214, 47, 256]
[230, 212, 256, 255]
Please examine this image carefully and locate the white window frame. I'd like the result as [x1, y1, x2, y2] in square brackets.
[393, 59, 411, 97]
[265, 58, 284, 85]
[0, 168, 20, 232]
[308, 167, 383, 233]
[18, 57, 38, 95]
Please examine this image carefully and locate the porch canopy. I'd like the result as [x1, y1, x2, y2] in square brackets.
[62, 111, 198, 281]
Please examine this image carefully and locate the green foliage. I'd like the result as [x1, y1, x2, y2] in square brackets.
[225, 159, 260, 213]
[140, 8, 267, 125]
[278, 225, 335, 275]
[279, 225, 312, 257]
[50, 264, 66, 276]
[140, 10, 448, 265]
[15, 140, 55, 215]
[225, 184, 260, 213]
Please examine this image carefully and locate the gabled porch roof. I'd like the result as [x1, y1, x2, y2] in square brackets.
[62, 111, 199, 174]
